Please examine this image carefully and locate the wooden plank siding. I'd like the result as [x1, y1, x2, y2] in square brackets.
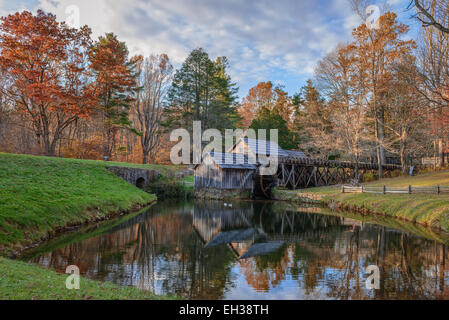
[221, 169, 254, 190]
[194, 161, 255, 190]
[194, 161, 222, 189]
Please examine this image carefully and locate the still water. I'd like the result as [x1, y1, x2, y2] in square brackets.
[27, 200, 449, 300]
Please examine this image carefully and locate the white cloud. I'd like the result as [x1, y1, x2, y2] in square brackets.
[21, 0, 360, 96]
[39, 0, 115, 39]
[387, 0, 404, 5]
[344, 13, 363, 31]
[0, 0, 5, 17]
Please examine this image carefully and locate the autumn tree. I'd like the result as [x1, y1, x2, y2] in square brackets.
[0, 73, 8, 149]
[0, 10, 94, 156]
[293, 80, 333, 157]
[239, 82, 275, 128]
[386, 56, 428, 171]
[352, 12, 415, 176]
[314, 44, 371, 177]
[0, 71, 7, 130]
[89, 33, 139, 159]
[303, 10, 423, 173]
[239, 81, 295, 129]
[134, 54, 173, 164]
[412, 0, 449, 34]
[414, 2, 449, 166]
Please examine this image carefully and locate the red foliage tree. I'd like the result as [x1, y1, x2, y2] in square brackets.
[238, 81, 294, 129]
[0, 10, 94, 156]
[88, 33, 140, 159]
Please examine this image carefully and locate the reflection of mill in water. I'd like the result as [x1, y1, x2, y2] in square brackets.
[192, 201, 367, 259]
[192, 201, 286, 259]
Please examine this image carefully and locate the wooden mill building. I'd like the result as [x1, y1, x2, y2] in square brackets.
[194, 137, 402, 199]
[194, 151, 257, 191]
[194, 137, 307, 198]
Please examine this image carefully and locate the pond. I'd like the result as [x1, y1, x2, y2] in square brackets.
[25, 200, 449, 300]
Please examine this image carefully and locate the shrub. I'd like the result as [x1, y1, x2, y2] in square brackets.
[390, 170, 404, 178]
[363, 172, 376, 183]
[146, 177, 193, 199]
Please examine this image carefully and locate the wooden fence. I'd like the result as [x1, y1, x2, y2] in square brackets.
[341, 185, 449, 195]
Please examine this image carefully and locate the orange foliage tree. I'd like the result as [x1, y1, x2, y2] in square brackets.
[352, 12, 415, 176]
[238, 81, 294, 129]
[88, 33, 140, 159]
[0, 10, 94, 156]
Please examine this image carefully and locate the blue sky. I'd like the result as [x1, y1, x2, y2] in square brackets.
[0, 0, 420, 99]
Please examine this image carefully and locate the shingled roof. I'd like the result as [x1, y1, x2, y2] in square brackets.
[205, 152, 258, 170]
[283, 149, 307, 159]
[197, 139, 307, 170]
[241, 137, 307, 159]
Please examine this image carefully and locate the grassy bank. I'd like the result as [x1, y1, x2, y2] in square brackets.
[0, 153, 160, 253]
[0, 152, 185, 300]
[0, 257, 175, 300]
[274, 170, 449, 232]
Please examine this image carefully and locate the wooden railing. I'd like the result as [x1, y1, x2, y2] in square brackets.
[279, 156, 401, 170]
[341, 185, 449, 195]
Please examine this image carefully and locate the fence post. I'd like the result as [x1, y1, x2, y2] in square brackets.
[437, 185, 440, 195]
[362, 185, 365, 193]
[383, 185, 386, 194]
[341, 185, 345, 193]
[408, 185, 412, 194]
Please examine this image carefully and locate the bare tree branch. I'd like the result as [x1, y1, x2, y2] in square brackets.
[413, 0, 449, 34]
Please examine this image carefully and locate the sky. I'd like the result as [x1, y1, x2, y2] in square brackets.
[0, 0, 420, 99]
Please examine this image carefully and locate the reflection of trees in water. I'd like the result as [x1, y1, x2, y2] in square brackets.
[238, 246, 290, 292]
[31, 202, 236, 299]
[193, 201, 449, 299]
[31, 200, 449, 299]
[318, 228, 449, 300]
[255, 204, 344, 241]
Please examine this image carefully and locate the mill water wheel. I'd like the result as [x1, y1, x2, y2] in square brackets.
[257, 174, 276, 199]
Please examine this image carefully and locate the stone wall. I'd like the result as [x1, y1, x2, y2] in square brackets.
[272, 188, 324, 204]
[194, 188, 252, 200]
[109, 166, 160, 189]
[174, 168, 194, 179]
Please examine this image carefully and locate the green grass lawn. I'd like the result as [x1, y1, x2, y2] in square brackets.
[0, 257, 175, 300]
[0, 153, 161, 252]
[302, 169, 449, 194]
[0, 152, 185, 300]
[82, 158, 185, 175]
[275, 170, 449, 232]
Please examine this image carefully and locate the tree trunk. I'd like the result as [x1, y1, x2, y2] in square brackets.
[378, 105, 386, 166]
[439, 138, 445, 167]
[43, 141, 56, 157]
[400, 128, 407, 173]
[42, 125, 56, 157]
[142, 152, 149, 165]
[375, 118, 383, 179]
[150, 153, 156, 164]
[400, 141, 407, 173]
[105, 127, 116, 160]
[39, 136, 56, 156]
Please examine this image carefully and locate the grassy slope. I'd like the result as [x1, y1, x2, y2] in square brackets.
[0, 153, 159, 251]
[0, 257, 175, 300]
[0, 153, 184, 300]
[277, 170, 449, 231]
[79, 158, 185, 175]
